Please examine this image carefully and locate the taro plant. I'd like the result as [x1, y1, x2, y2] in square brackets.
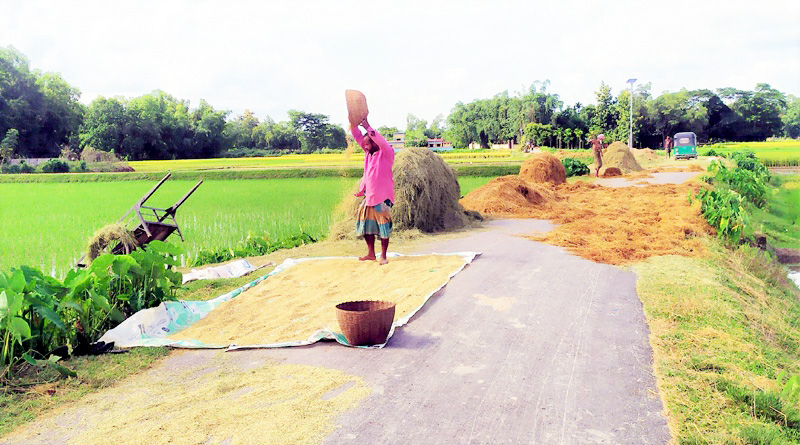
[562, 157, 590, 177]
[0, 267, 70, 377]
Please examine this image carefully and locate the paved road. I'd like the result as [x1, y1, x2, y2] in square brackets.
[4, 220, 670, 445]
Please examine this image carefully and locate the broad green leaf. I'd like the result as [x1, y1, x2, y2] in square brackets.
[9, 269, 26, 293]
[10, 316, 31, 339]
[35, 306, 66, 330]
[109, 307, 125, 323]
[89, 288, 112, 311]
[47, 361, 77, 378]
[23, 352, 38, 366]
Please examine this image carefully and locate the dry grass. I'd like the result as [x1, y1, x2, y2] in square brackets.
[330, 148, 474, 239]
[461, 176, 711, 265]
[458, 175, 558, 218]
[519, 152, 566, 185]
[85, 223, 137, 262]
[600, 141, 643, 174]
[634, 244, 800, 443]
[3, 353, 371, 445]
[170, 255, 469, 346]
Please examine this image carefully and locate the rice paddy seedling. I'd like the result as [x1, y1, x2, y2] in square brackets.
[0, 176, 494, 276]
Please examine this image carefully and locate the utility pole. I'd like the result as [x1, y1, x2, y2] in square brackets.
[626, 78, 636, 148]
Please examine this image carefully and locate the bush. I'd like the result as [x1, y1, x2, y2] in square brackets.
[562, 158, 590, 177]
[220, 148, 280, 158]
[703, 148, 718, 157]
[1, 163, 20, 174]
[19, 162, 34, 173]
[40, 159, 70, 173]
[730, 151, 770, 179]
[0, 241, 183, 377]
[705, 162, 768, 208]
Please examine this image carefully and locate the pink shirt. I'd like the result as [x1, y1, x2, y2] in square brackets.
[351, 124, 395, 206]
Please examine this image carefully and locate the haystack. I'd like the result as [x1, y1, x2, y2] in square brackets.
[86, 223, 137, 262]
[459, 176, 556, 217]
[633, 148, 660, 161]
[329, 148, 473, 239]
[600, 141, 642, 174]
[519, 152, 566, 185]
[602, 167, 622, 177]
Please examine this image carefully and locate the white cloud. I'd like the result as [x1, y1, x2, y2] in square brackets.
[1, 0, 797, 128]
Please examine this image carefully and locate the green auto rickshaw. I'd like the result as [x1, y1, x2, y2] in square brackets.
[673, 132, 698, 159]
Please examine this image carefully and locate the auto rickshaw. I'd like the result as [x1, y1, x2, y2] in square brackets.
[673, 132, 698, 159]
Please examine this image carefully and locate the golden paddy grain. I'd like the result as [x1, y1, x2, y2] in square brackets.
[170, 255, 468, 346]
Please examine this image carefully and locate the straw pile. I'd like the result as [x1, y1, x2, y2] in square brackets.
[602, 167, 622, 177]
[528, 182, 711, 265]
[330, 148, 474, 239]
[459, 175, 557, 217]
[600, 141, 642, 174]
[633, 148, 660, 161]
[519, 152, 566, 185]
[86, 223, 137, 262]
[461, 172, 711, 264]
[169, 255, 469, 346]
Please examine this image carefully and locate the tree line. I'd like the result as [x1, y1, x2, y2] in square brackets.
[445, 80, 800, 149]
[0, 47, 346, 160]
[2, 46, 799, 161]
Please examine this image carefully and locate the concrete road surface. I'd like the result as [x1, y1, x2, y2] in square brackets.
[3, 220, 670, 445]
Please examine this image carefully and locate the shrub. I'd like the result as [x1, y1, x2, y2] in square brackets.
[705, 161, 768, 208]
[19, 162, 34, 173]
[693, 187, 745, 242]
[1, 163, 20, 174]
[730, 151, 770, 179]
[40, 159, 70, 173]
[0, 241, 183, 377]
[562, 158, 590, 177]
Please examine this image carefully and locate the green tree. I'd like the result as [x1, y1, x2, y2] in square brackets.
[524, 123, 554, 146]
[288, 110, 345, 152]
[405, 113, 428, 147]
[0, 128, 19, 163]
[591, 82, 617, 136]
[782, 95, 800, 138]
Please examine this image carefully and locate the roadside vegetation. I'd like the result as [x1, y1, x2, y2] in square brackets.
[637, 153, 800, 444]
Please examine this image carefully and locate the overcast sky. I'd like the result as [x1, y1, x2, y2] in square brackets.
[1, 0, 798, 129]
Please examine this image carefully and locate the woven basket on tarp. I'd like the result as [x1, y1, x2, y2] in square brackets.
[345, 89, 369, 128]
[335, 300, 396, 346]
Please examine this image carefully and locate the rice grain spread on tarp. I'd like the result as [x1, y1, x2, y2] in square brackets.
[3, 353, 370, 445]
[169, 254, 468, 346]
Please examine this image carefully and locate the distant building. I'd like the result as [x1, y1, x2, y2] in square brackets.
[388, 132, 406, 149]
[427, 138, 453, 150]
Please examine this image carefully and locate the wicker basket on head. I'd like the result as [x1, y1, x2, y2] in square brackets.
[345, 89, 369, 128]
[335, 300, 395, 346]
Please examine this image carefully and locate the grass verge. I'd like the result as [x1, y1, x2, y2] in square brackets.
[634, 241, 800, 444]
[0, 347, 170, 437]
[750, 175, 800, 249]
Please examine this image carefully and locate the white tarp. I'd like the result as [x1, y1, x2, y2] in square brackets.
[181, 259, 270, 284]
[100, 252, 479, 350]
